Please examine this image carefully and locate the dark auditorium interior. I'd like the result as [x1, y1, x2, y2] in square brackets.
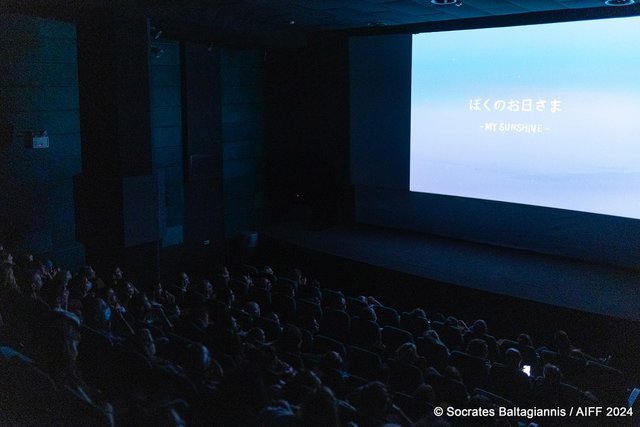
[2, 0, 640, 425]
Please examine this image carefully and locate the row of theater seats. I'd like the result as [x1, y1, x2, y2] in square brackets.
[1, 250, 633, 425]
[235, 264, 630, 411]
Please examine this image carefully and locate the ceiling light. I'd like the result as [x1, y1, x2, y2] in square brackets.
[604, 0, 634, 5]
[431, 0, 462, 5]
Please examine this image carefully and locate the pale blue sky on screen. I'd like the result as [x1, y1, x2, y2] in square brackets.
[410, 15, 640, 218]
[412, 16, 640, 96]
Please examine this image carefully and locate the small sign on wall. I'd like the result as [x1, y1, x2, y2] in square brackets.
[32, 134, 49, 149]
[24, 131, 49, 149]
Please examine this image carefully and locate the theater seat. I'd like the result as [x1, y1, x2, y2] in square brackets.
[320, 308, 351, 343]
[539, 350, 586, 387]
[432, 321, 463, 351]
[449, 350, 490, 392]
[388, 360, 424, 394]
[350, 317, 382, 350]
[346, 297, 368, 317]
[382, 326, 414, 354]
[487, 362, 531, 405]
[373, 305, 400, 328]
[583, 361, 628, 406]
[416, 336, 449, 373]
[297, 298, 323, 322]
[313, 334, 347, 358]
[347, 345, 385, 381]
[400, 312, 430, 338]
[271, 294, 297, 323]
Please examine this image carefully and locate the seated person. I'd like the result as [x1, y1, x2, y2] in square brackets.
[316, 351, 348, 398]
[552, 330, 606, 363]
[418, 330, 450, 373]
[168, 272, 191, 307]
[34, 310, 114, 426]
[298, 386, 341, 427]
[425, 365, 469, 407]
[488, 348, 532, 405]
[349, 381, 412, 426]
[350, 306, 382, 351]
[320, 296, 351, 343]
[463, 319, 500, 362]
[82, 296, 131, 344]
[128, 293, 173, 334]
[532, 363, 597, 408]
[388, 342, 426, 394]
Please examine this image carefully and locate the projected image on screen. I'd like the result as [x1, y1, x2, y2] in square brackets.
[410, 17, 640, 219]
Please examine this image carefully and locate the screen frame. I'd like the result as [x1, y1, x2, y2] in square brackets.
[349, 14, 640, 271]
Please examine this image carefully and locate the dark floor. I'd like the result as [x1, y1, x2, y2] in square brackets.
[264, 221, 640, 321]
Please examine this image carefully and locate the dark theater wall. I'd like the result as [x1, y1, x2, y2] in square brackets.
[75, 8, 162, 283]
[221, 50, 266, 238]
[0, 13, 85, 267]
[1, 11, 272, 274]
[150, 39, 184, 248]
[180, 45, 266, 266]
[264, 38, 351, 226]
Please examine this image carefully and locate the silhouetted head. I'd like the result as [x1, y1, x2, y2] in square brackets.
[299, 386, 339, 427]
[471, 319, 488, 335]
[397, 342, 418, 364]
[554, 330, 572, 354]
[360, 306, 377, 322]
[505, 348, 522, 370]
[358, 381, 390, 419]
[543, 363, 562, 384]
[467, 338, 488, 359]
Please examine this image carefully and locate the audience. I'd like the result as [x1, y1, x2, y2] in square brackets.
[0, 245, 628, 426]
